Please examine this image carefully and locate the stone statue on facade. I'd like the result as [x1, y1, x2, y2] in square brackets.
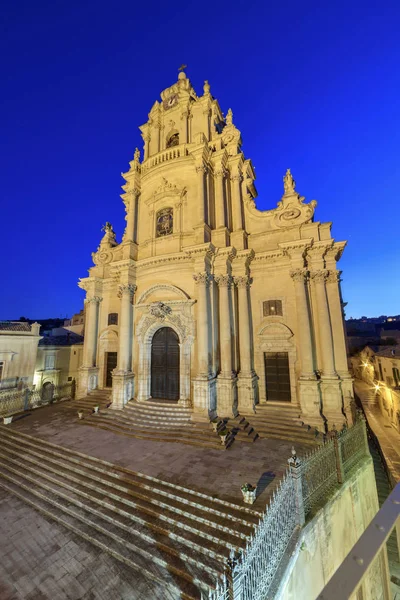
[99, 222, 117, 248]
[283, 169, 296, 195]
[226, 108, 233, 126]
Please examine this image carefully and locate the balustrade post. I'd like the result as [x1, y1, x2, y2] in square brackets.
[332, 427, 345, 484]
[71, 378, 76, 399]
[227, 551, 242, 600]
[288, 447, 306, 526]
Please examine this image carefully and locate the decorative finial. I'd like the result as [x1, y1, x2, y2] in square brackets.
[283, 168, 296, 195]
[133, 148, 140, 162]
[101, 222, 114, 234]
[226, 108, 233, 126]
[178, 64, 187, 72]
[203, 80, 210, 95]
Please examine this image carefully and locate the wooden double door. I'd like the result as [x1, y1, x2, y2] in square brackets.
[264, 352, 291, 402]
[151, 327, 180, 401]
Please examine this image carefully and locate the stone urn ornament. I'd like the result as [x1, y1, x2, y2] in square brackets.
[78, 411, 84, 420]
[210, 418, 219, 432]
[93, 405, 99, 414]
[219, 428, 229, 445]
[3, 416, 13, 425]
[241, 483, 257, 505]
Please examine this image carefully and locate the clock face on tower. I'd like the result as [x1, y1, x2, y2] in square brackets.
[163, 94, 178, 110]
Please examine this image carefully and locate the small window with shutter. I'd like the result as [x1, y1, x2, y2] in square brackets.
[108, 313, 118, 326]
[263, 300, 283, 317]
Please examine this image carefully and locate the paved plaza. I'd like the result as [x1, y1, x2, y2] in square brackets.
[0, 400, 312, 599]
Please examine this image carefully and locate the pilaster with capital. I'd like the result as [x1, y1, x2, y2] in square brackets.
[122, 189, 140, 243]
[290, 269, 315, 378]
[325, 270, 350, 376]
[116, 284, 136, 372]
[215, 169, 226, 229]
[83, 296, 102, 368]
[193, 272, 211, 377]
[195, 165, 207, 227]
[215, 274, 237, 416]
[231, 174, 243, 231]
[309, 269, 337, 379]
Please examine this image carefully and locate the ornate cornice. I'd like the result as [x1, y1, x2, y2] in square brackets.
[326, 270, 342, 284]
[85, 296, 103, 305]
[234, 275, 251, 288]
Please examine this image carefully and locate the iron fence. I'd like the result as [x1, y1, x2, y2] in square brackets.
[207, 416, 370, 600]
[0, 381, 75, 416]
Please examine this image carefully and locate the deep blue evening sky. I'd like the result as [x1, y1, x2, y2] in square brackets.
[1, 1, 399, 320]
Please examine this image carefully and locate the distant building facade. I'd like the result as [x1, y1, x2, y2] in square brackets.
[34, 334, 83, 392]
[78, 70, 353, 428]
[0, 321, 41, 389]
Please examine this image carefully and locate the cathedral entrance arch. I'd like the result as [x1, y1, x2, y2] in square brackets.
[151, 327, 180, 400]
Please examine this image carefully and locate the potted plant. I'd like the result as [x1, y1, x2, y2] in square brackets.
[219, 428, 229, 445]
[93, 405, 99, 414]
[3, 415, 13, 425]
[241, 483, 257, 505]
[78, 411, 84, 420]
[210, 417, 219, 432]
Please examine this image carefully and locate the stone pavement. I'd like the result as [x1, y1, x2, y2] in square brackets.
[0, 486, 174, 600]
[354, 379, 400, 482]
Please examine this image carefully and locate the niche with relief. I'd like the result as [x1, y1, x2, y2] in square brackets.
[156, 207, 173, 237]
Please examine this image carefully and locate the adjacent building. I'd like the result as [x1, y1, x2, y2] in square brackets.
[78, 70, 353, 428]
[0, 321, 41, 390]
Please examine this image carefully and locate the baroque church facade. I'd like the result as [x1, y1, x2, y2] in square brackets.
[78, 70, 353, 428]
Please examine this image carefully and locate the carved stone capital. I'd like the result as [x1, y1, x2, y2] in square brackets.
[85, 296, 103, 305]
[118, 284, 136, 298]
[195, 164, 207, 175]
[215, 274, 232, 288]
[310, 269, 329, 283]
[326, 270, 342, 284]
[193, 272, 211, 286]
[230, 174, 242, 183]
[234, 275, 250, 289]
[290, 269, 308, 283]
[214, 168, 226, 179]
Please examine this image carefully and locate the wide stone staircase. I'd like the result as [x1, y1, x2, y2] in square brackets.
[240, 403, 324, 447]
[71, 397, 232, 450]
[0, 426, 262, 600]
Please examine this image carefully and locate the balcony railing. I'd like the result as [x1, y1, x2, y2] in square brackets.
[141, 144, 190, 174]
[317, 482, 400, 599]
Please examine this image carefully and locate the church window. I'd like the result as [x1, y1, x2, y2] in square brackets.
[166, 133, 179, 148]
[44, 354, 56, 370]
[108, 313, 118, 326]
[263, 300, 283, 317]
[156, 208, 173, 237]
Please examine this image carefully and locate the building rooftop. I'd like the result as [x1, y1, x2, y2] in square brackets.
[39, 334, 84, 346]
[374, 346, 400, 358]
[0, 321, 31, 332]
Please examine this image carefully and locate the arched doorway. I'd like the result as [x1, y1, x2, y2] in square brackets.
[41, 381, 54, 403]
[151, 327, 180, 400]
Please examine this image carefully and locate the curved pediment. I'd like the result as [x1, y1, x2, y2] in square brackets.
[137, 283, 190, 304]
[258, 322, 294, 340]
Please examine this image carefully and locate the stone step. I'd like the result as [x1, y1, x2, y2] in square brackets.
[0, 476, 203, 600]
[0, 451, 228, 575]
[126, 401, 192, 415]
[95, 412, 212, 434]
[80, 418, 224, 449]
[120, 411, 192, 424]
[253, 403, 302, 413]
[255, 429, 318, 446]
[0, 427, 260, 523]
[247, 420, 320, 440]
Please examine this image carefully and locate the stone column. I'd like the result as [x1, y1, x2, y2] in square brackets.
[196, 165, 206, 227]
[112, 284, 136, 410]
[231, 174, 243, 231]
[143, 134, 150, 161]
[83, 296, 102, 368]
[326, 270, 354, 424]
[290, 270, 322, 426]
[310, 270, 337, 378]
[192, 272, 216, 419]
[122, 190, 139, 243]
[117, 284, 136, 371]
[193, 272, 210, 376]
[310, 269, 345, 428]
[290, 270, 315, 378]
[235, 275, 258, 411]
[215, 169, 225, 229]
[215, 275, 236, 416]
[215, 275, 233, 377]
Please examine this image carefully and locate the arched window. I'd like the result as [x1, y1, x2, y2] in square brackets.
[156, 208, 173, 237]
[108, 313, 118, 326]
[166, 132, 179, 148]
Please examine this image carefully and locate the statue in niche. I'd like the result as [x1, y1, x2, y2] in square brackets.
[156, 207, 173, 237]
[283, 169, 296, 195]
[166, 133, 179, 148]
